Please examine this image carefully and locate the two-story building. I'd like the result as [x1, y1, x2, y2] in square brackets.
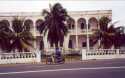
[0, 10, 112, 52]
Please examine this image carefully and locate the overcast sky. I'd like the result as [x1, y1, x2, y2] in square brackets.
[0, 0, 125, 26]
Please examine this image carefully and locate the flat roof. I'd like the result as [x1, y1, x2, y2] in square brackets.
[0, 10, 112, 17]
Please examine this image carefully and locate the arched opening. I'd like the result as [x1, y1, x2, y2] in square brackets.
[24, 19, 33, 31]
[36, 19, 43, 32]
[67, 17, 75, 29]
[88, 17, 98, 30]
[68, 35, 76, 49]
[0, 20, 10, 28]
[78, 35, 86, 49]
[77, 18, 86, 30]
[36, 36, 44, 51]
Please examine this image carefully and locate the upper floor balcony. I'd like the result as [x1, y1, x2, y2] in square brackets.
[67, 17, 99, 35]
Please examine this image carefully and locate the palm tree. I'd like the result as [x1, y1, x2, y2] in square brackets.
[10, 17, 34, 52]
[113, 26, 125, 49]
[98, 16, 115, 49]
[0, 20, 12, 52]
[37, 3, 69, 49]
[97, 16, 125, 49]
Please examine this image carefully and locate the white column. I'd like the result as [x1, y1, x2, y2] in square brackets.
[98, 39, 101, 48]
[36, 49, 41, 63]
[97, 16, 101, 48]
[75, 19, 78, 50]
[64, 34, 70, 50]
[43, 33, 49, 50]
[33, 20, 37, 51]
[116, 49, 120, 55]
[82, 49, 87, 60]
[86, 18, 90, 51]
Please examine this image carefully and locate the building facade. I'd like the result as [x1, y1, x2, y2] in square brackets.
[0, 10, 112, 52]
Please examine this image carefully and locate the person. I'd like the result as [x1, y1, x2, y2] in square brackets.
[55, 48, 65, 64]
[55, 48, 61, 58]
[47, 55, 53, 64]
[51, 53, 55, 64]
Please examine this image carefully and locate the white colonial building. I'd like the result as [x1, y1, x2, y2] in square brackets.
[1, 10, 125, 64]
[0, 10, 112, 51]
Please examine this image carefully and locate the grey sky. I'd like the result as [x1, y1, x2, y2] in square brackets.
[0, 1, 125, 26]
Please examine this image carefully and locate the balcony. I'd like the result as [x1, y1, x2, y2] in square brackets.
[68, 29, 76, 35]
[68, 28, 98, 35]
[77, 29, 98, 34]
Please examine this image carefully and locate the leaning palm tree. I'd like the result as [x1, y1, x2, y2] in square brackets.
[10, 17, 34, 52]
[38, 3, 69, 49]
[0, 20, 12, 52]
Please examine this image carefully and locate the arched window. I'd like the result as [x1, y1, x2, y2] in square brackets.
[77, 18, 86, 29]
[81, 23, 85, 29]
[88, 17, 98, 30]
[35, 19, 43, 32]
[0, 20, 10, 28]
[24, 19, 33, 31]
[67, 17, 75, 29]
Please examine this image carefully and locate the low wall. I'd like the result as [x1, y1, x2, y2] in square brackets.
[82, 49, 125, 60]
[0, 52, 41, 64]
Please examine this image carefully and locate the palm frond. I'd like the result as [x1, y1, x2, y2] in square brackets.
[39, 3, 69, 47]
[42, 9, 50, 17]
[10, 18, 34, 52]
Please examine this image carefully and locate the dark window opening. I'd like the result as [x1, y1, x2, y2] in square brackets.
[82, 42, 86, 47]
[81, 23, 85, 29]
[40, 40, 44, 50]
[68, 40, 73, 48]
[50, 43, 54, 47]
[72, 24, 75, 29]
[68, 23, 72, 29]
[88, 24, 90, 29]
[60, 43, 63, 47]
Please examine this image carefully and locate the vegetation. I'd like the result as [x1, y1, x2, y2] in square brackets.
[0, 18, 34, 52]
[0, 20, 12, 52]
[10, 18, 34, 52]
[97, 16, 125, 49]
[0, 4, 125, 53]
[37, 3, 69, 48]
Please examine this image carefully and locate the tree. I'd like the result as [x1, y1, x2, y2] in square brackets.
[10, 18, 34, 52]
[38, 3, 69, 48]
[0, 20, 12, 52]
[97, 16, 125, 49]
[98, 16, 116, 48]
[113, 26, 125, 49]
